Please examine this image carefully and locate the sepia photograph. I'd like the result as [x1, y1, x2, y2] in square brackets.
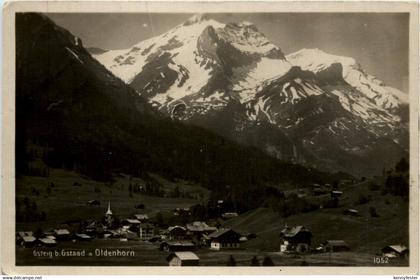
[1, 0, 419, 275]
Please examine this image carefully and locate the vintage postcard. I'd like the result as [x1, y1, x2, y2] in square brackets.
[2, 0, 419, 275]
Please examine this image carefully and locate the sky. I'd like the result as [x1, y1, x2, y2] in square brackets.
[47, 13, 409, 92]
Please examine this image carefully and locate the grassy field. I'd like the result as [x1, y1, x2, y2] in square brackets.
[16, 169, 408, 267]
[16, 168, 208, 231]
[16, 239, 406, 266]
[223, 182, 409, 255]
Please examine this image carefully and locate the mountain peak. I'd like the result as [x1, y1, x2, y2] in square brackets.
[183, 14, 212, 26]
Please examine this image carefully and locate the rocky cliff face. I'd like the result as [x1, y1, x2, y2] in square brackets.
[92, 14, 409, 176]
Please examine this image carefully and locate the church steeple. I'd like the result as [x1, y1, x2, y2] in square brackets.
[105, 201, 113, 216]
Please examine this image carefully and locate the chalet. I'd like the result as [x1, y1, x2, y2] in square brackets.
[382, 245, 409, 259]
[297, 189, 307, 198]
[42, 229, 55, 236]
[208, 229, 241, 250]
[167, 251, 199, 266]
[134, 214, 149, 222]
[54, 229, 71, 240]
[122, 219, 141, 232]
[139, 223, 155, 240]
[339, 179, 353, 186]
[39, 238, 57, 247]
[312, 187, 328, 196]
[18, 231, 33, 239]
[186, 221, 217, 236]
[168, 226, 187, 240]
[75, 233, 93, 241]
[311, 183, 321, 188]
[121, 229, 138, 240]
[221, 212, 239, 219]
[85, 221, 97, 235]
[22, 236, 37, 247]
[122, 219, 141, 226]
[343, 209, 359, 217]
[87, 199, 101, 206]
[160, 241, 196, 252]
[331, 191, 343, 198]
[173, 208, 191, 216]
[323, 240, 350, 252]
[280, 226, 312, 253]
[239, 236, 248, 242]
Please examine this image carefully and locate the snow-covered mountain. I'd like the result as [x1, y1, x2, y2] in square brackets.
[92, 14, 409, 176]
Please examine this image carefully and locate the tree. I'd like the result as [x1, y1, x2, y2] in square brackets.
[23, 196, 29, 207]
[369, 207, 379, 217]
[250, 256, 260, 266]
[155, 212, 164, 227]
[395, 158, 409, 173]
[227, 255, 236, 266]
[262, 256, 275, 266]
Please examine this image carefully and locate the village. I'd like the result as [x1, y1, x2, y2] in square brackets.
[16, 179, 409, 266]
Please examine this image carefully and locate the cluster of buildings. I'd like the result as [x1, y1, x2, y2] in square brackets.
[278, 225, 408, 260]
[16, 201, 408, 266]
[17, 201, 246, 266]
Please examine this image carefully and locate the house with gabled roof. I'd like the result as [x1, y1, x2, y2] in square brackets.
[207, 229, 241, 250]
[160, 240, 196, 252]
[323, 240, 350, 252]
[280, 225, 312, 253]
[166, 251, 199, 266]
[168, 225, 187, 241]
[382, 245, 409, 259]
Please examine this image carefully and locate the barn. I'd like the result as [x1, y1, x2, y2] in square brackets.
[166, 251, 199, 266]
[160, 240, 196, 252]
[382, 245, 408, 259]
[323, 240, 350, 252]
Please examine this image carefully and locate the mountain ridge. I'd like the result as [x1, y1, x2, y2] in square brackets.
[90, 14, 408, 176]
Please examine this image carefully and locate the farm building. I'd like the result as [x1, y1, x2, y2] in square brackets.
[382, 245, 409, 259]
[323, 240, 350, 252]
[17, 231, 33, 239]
[160, 241, 196, 252]
[39, 238, 57, 247]
[186, 221, 217, 235]
[221, 212, 239, 219]
[173, 208, 191, 216]
[134, 214, 149, 222]
[122, 219, 141, 232]
[18, 235, 36, 247]
[208, 229, 241, 250]
[54, 229, 71, 240]
[75, 233, 93, 241]
[139, 223, 155, 240]
[87, 200, 100, 206]
[166, 251, 199, 266]
[343, 209, 359, 217]
[42, 229, 55, 236]
[280, 226, 312, 253]
[122, 219, 141, 226]
[312, 186, 328, 196]
[168, 226, 187, 240]
[331, 191, 343, 198]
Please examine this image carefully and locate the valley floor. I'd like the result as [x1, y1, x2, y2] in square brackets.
[15, 168, 409, 267]
[16, 239, 407, 266]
